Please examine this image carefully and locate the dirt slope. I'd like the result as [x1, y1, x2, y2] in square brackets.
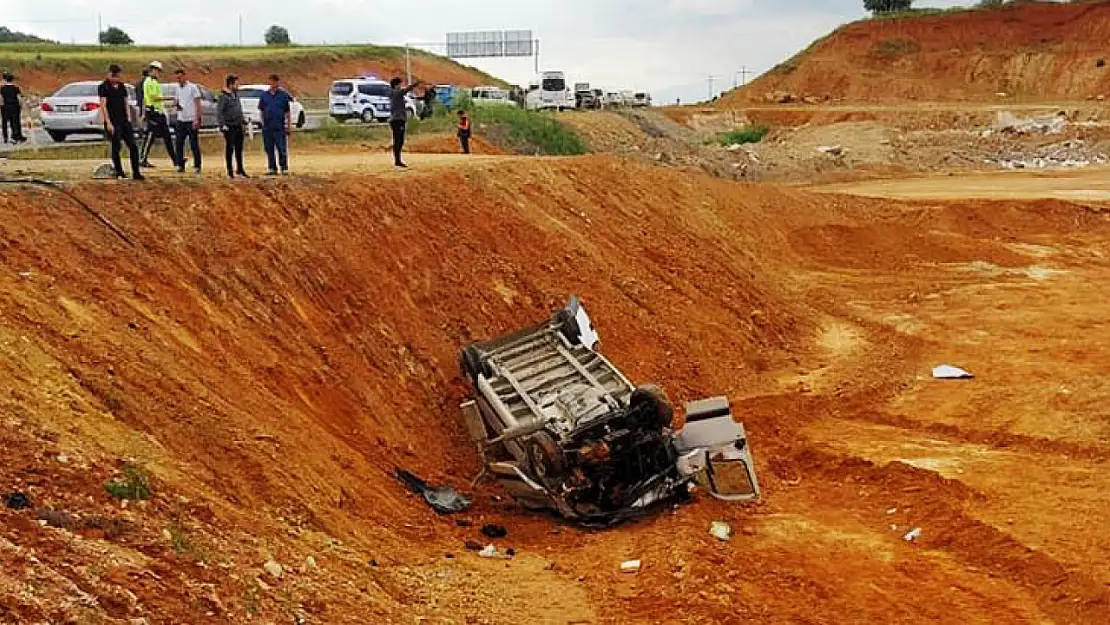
[728, 1, 1110, 105]
[0, 45, 500, 97]
[2, 158, 1110, 623]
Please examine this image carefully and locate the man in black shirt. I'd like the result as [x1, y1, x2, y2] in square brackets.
[99, 64, 144, 181]
[389, 76, 421, 168]
[1, 72, 26, 144]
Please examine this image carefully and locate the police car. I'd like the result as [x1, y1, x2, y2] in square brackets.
[328, 76, 418, 124]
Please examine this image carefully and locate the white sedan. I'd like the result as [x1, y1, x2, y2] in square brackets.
[237, 85, 307, 129]
[40, 80, 139, 142]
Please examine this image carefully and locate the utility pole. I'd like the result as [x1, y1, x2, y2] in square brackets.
[733, 66, 752, 89]
[97, 13, 102, 47]
[405, 43, 412, 84]
[707, 74, 716, 101]
[238, 14, 243, 46]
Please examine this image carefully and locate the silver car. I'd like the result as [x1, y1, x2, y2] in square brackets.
[159, 83, 220, 129]
[40, 81, 139, 142]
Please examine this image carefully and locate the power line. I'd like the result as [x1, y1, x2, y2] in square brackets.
[734, 66, 753, 89]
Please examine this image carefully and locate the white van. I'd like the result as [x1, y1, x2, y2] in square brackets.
[526, 71, 575, 111]
[329, 77, 417, 123]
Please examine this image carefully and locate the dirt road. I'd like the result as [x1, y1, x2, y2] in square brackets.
[1, 150, 509, 181]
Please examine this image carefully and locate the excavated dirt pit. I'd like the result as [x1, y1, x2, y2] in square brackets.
[1, 156, 1109, 624]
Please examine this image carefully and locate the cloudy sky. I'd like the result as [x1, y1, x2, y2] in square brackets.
[10, 0, 970, 102]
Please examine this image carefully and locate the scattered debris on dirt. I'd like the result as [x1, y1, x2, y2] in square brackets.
[709, 521, 732, 541]
[478, 544, 513, 560]
[2, 492, 30, 510]
[995, 111, 1069, 135]
[990, 139, 1109, 170]
[395, 467, 473, 514]
[480, 524, 508, 539]
[264, 559, 284, 580]
[933, 365, 975, 380]
[560, 110, 759, 180]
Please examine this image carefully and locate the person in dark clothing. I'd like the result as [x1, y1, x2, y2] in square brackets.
[217, 74, 248, 179]
[140, 61, 178, 168]
[99, 64, 144, 181]
[420, 85, 436, 120]
[1, 72, 26, 144]
[457, 109, 471, 154]
[389, 76, 421, 168]
[258, 73, 292, 175]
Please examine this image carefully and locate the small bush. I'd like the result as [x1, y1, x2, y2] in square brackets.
[719, 125, 770, 146]
[104, 463, 152, 501]
[473, 107, 586, 156]
[166, 521, 208, 561]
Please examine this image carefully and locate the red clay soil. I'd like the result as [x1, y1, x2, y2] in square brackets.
[6, 53, 492, 99]
[1, 157, 1109, 623]
[728, 0, 1110, 105]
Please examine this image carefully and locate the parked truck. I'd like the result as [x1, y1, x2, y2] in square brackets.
[574, 83, 600, 110]
[458, 297, 760, 526]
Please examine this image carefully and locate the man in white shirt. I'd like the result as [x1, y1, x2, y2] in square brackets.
[172, 68, 203, 174]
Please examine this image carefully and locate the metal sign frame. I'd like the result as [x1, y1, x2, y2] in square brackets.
[447, 30, 535, 59]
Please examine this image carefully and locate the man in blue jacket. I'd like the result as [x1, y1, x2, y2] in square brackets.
[258, 73, 292, 175]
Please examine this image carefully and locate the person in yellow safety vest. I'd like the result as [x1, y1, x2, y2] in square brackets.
[139, 61, 179, 168]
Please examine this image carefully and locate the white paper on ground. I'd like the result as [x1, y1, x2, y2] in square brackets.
[932, 365, 974, 380]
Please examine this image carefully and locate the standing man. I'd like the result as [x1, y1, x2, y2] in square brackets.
[456, 109, 471, 154]
[258, 73, 292, 176]
[420, 84, 436, 120]
[172, 68, 203, 174]
[98, 64, 144, 181]
[389, 76, 421, 168]
[1, 72, 26, 144]
[218, 74, 248, 179]
[134, 68, 149, 164]
[140, 61, 178, 168]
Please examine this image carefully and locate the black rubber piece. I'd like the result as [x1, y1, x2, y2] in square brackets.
[629, 385, 675, 430]
[555, 309, 581, 346]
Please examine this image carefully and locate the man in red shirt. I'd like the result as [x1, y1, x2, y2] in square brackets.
[457, 109, 472, 154]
